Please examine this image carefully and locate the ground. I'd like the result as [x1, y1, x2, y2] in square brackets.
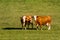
[0, 0, 60, 40]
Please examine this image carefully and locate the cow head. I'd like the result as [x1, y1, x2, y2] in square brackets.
[33, 15, 37, 21]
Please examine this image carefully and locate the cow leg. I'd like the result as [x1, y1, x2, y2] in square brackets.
[30, 22, 33, 29]
[24, 27, 26, 30]
[32, 23, 33, 29]
[25, 23, 27, 30]
[48, 25, 51, 30]
[22, 22, 26, 30]
[48, 24, 51, 30]
[30, 20, 33, 29]
[22, 23, 25, 30]
[46, 23, 51, 30]
[22, 24, 23, 29]
[40, 25, 42, 30]
[28, 24, 29, 28]
[28, 23, 30, 29]
[36, 24, 39, 30]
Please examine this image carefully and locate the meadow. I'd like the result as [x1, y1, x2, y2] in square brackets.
[0, 0, 60, 40]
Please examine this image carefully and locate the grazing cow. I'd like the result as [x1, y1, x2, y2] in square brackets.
[33, 15, 51, 30]
[20, 15, 33, 30]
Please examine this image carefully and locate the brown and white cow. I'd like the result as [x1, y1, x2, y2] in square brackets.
[20, 15, 33, 30]
[33, 15, 51, 30]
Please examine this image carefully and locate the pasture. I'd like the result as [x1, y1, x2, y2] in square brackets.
[0, 0, 60, 40]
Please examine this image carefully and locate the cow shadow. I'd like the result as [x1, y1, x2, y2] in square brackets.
[2, 27, 36, 30]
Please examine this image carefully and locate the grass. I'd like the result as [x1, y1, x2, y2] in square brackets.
[0, 0, 60, 40]
[0, 30, 60, 40]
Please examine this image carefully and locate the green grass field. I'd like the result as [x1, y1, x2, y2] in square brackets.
[0, 0, 60, 40]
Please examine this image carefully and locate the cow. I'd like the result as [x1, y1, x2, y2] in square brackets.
[33, 15, 51, 30]
[20, 15, 33, 30]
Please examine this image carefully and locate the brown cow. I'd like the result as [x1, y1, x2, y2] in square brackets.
[20, 15, 33, 30]
[33, 15, 51, 30]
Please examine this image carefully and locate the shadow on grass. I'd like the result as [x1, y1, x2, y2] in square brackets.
[2, 27, 36, 30]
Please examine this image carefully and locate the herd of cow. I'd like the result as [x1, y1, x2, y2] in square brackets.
[20, 15, 51, 30]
